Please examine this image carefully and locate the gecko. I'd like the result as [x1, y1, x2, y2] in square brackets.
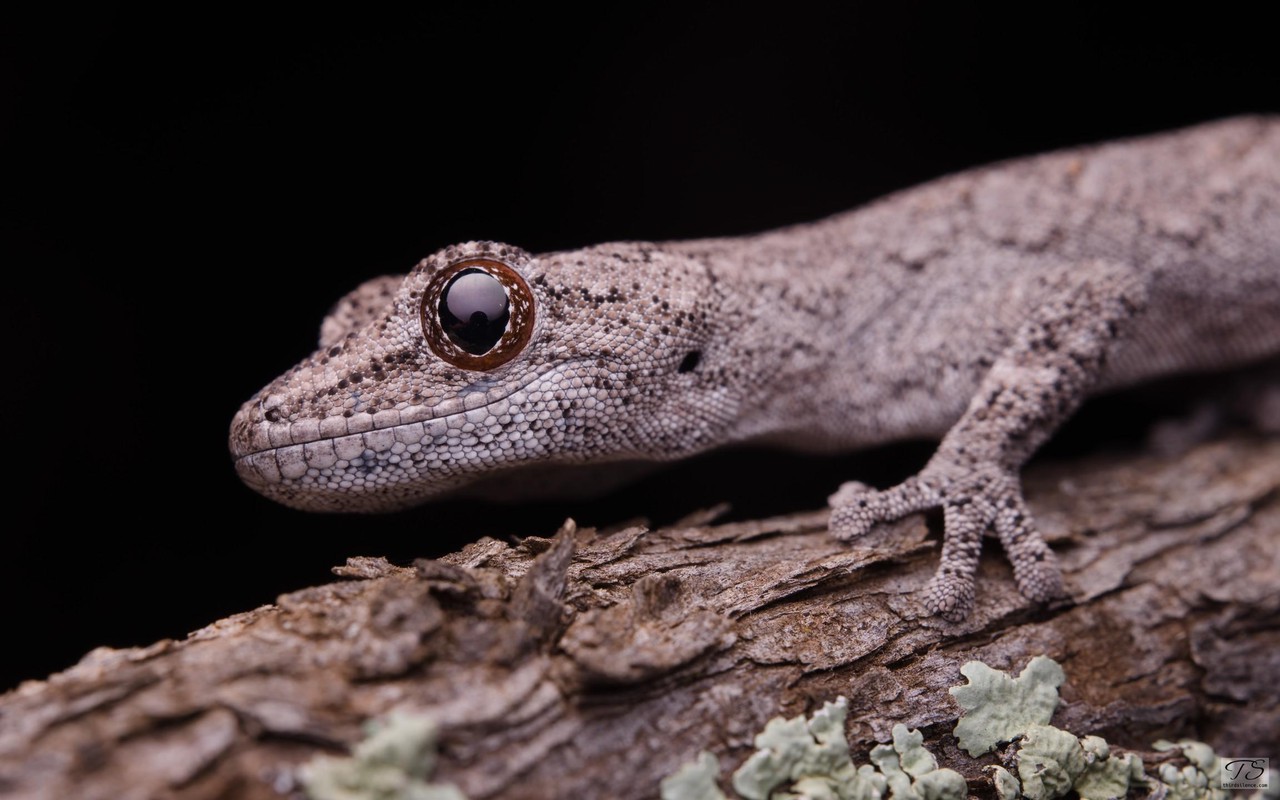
[230, 116, 1280, 620]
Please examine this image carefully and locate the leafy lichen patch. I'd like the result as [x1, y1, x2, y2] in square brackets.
[949, 655, 1064, 757]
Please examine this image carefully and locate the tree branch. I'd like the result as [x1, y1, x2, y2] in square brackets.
[2, 437, 1276, 799]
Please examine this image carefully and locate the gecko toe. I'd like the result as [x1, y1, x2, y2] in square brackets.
[829, 466, 1063, 620]
[922, 571, 976, 622]
[828, 478, 932, 541]
[991, 484, 1065, 603]
[918, 498, 986, 621]
[1015, 559, 1064, 603]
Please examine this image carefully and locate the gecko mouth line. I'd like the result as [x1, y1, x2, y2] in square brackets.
[230, 366, 559, 480]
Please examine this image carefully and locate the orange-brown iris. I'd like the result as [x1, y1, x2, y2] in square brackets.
[420, 258, 535, 370]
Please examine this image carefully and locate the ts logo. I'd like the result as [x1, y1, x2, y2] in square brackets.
[1224, 759, 1267, 781]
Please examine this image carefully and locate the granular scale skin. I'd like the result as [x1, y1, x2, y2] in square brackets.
[232, 117, 1280, 619]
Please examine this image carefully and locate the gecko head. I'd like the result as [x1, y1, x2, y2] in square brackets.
[229, 240, 739, 511]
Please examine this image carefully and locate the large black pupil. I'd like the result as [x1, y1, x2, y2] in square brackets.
[439, 269, 510, 355]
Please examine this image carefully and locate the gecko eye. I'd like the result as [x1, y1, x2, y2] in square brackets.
[440, 270, 509, 354]
[421, 258, 535, 370]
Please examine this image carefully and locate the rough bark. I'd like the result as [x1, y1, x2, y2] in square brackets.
[2, 436, 1277, 800]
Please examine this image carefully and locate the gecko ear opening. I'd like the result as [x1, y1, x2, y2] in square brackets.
[420, 257, 535, 370]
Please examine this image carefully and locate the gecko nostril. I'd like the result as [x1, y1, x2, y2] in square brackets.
[678, 351, 701, 374]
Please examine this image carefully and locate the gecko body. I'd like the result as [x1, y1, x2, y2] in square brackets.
[231, 117, 1280, 619]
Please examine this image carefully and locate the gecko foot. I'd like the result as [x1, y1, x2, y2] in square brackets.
[829, 465, 1062, 621]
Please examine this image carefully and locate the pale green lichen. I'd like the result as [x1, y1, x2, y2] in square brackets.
[1016, 723, 1087, 800]
[1151, 741, 1279, 800]
[949, 655, 1064, 757]
[950, 657, 1148, 800]
[661, 751, 728, 800]
[1151, 740, 1230, 800]
[868, 725, 967, 800]
[1073, 735, 1144, 800]
[887, 725, 935, 778]
[666, 655, 1254, 800]
[987, 765, 1021, 800]
[670, 697, 961, 800]
[299, 712, 467, 800]
[731, 697, 862, 800]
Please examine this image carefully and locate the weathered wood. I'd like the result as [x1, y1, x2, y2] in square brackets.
[2, 436, 1277, 800]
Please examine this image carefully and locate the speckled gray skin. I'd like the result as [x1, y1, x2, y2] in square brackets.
[231, 117, 1280, 620]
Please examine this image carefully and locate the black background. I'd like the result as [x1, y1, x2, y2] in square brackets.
[4, 7, 1276, 690]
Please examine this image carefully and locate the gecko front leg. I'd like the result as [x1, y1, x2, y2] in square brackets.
[830, 260, 1149, 621]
